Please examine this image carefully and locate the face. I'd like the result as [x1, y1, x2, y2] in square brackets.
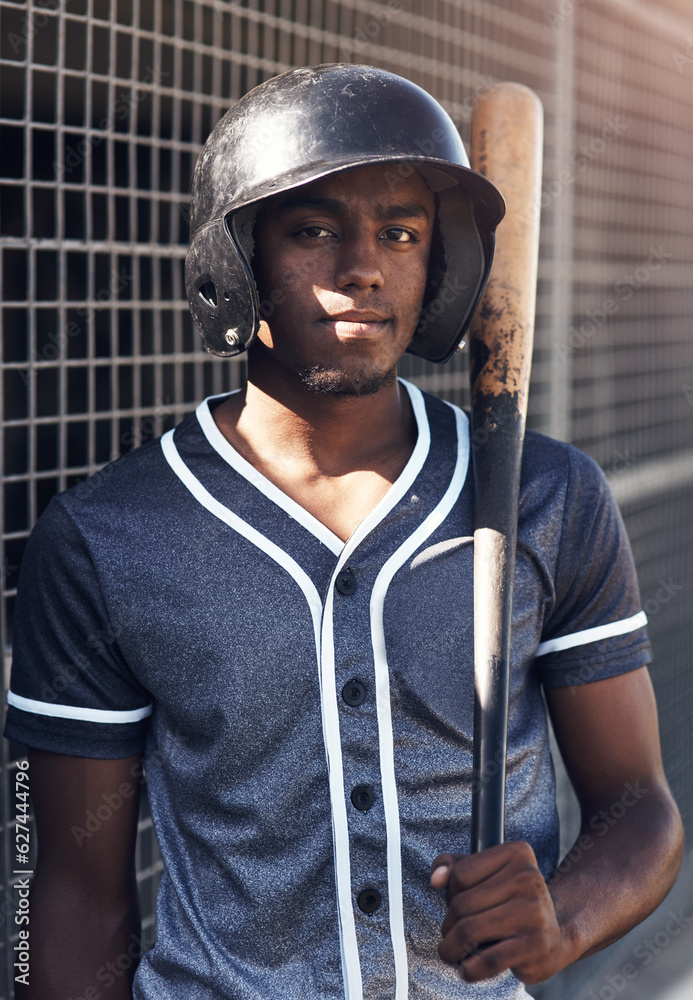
[250, 163, 435, 397]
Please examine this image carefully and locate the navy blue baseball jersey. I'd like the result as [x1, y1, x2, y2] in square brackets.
[4, 380, 651, 999]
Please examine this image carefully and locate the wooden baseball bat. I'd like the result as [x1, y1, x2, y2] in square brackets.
[468, 83, 544, 853]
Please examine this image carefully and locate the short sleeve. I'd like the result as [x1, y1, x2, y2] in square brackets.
[535, 446, 651, 689]
[4, 496, 151, 758]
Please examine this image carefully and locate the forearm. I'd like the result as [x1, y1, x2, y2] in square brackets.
[433, 673, 684, 986]
[16, 870, 141, 1000]
[548, 784, 684, 968]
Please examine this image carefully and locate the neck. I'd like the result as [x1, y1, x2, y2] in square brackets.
[213, 361, 416, 480]
[210, 355, 419, 543]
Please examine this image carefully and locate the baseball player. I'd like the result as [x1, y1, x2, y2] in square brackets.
[5, 65, 682, 1000]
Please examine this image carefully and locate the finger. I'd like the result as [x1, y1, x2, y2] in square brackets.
[440, 875, 516, 936]
[431, 852, 461, 874]
[438, 903, 505, 965]
[459, 937, 525, 982]
[461, 928, 559, 985]
[445, 845, 512, 896]
[441, 865, 549, 938]
[439, 895, 553, 965]
[430, 852, 462, 889]
[447, 842, 538, 897]
[430, 865, 450, 889]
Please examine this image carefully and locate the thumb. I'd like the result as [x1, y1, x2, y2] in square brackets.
[430, 853, 456, 888]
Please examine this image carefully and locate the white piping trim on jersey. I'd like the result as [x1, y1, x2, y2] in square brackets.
[196, 392, 344, 556]
[160, 428, 363, 1000]
[369, 400, 470, 1000]
[6, 690, 153, 724]
[319, 571, 363, 1000]
[162, 380, 431, 1000]
[535, 610, 648, 657]
[334, 380, 431, 551]
[314, 379, 430, 999]
[194, 379, 429, 559]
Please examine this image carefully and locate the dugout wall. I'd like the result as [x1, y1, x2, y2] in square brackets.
[1, 0, 692, 996]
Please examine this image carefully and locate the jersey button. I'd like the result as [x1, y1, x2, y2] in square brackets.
[335, 568, 356, 595]
[342, 678, 366, 707]
[357, 889, 382, 914]
[351, 785, 374, 811]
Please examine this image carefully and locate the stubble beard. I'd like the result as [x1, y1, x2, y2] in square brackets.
[298, 363, 398, 398]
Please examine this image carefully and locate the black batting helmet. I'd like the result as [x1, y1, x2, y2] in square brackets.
[185, 63, 505, 363]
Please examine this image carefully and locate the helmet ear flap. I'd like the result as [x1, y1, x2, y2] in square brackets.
[185, 218, 259, 357]
[408, 190, 487, 363]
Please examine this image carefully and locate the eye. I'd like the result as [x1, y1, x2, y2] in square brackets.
[296, 225, 335, 239]
[382, 227, 418, 243]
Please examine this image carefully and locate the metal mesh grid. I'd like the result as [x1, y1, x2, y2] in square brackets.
[624, 486, 693, 828]
[567, 1, 693, 467]
[1, 0, 693, 995]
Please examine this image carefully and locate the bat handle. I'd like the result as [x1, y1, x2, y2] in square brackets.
[470, 415, 524, 853]
[470, 631, 511, 852]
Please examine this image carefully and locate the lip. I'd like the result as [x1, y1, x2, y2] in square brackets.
[319, 312, 390, 337]
[327, 312, 388, 322]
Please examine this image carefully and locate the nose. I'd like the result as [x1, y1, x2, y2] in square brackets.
[333, 232, 385, 292]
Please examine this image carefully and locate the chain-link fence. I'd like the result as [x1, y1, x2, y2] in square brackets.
[1, 0, 692, 996]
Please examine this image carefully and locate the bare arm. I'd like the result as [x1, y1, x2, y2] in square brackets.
[544, 665, 684, 961]
[18, 749, 143, 1000]
[431, 666, 684, 984]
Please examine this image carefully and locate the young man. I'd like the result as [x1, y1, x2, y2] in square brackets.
[5, 65, 683, 999]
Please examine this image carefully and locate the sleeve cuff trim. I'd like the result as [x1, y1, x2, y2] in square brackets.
[535, 610, 647, 657]
[6, 691, 153, 724]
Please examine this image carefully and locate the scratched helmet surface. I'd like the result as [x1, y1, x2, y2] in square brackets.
[186, 63, 505, 362]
